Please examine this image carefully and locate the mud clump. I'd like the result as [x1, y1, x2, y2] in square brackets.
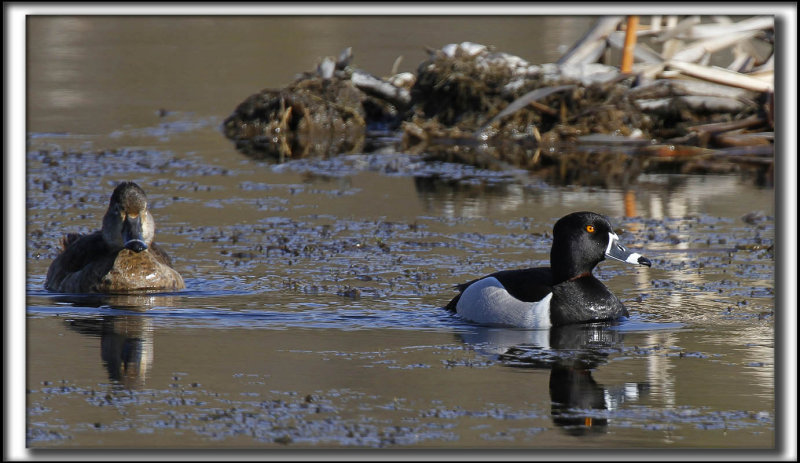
[407, 49, 652, 145]
[222, 79, 367, 161]
[410, 45, 514, 127]
[223, 47, 411, 161]
[223, 38, 773, 186]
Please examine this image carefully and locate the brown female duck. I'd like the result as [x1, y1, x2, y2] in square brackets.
[44, 181, 185, 293]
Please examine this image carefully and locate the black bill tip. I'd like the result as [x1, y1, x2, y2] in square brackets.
[124, 239, 148, 252]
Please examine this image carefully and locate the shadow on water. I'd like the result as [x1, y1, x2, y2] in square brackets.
[454, 321, 680, 437]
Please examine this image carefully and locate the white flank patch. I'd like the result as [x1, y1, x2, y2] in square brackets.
[455, 277, 552, 329]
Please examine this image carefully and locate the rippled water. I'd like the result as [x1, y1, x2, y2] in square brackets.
[19, 14, 779, 452]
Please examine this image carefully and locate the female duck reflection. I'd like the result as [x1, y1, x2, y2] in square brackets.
[459, 324, 649, 435]
[66, 306, 155, 390]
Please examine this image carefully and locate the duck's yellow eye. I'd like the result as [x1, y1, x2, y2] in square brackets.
[586, 225, 595, 233]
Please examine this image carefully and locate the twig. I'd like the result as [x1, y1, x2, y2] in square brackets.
[665, 60, 773, 92]
[557, 16, 624, 66]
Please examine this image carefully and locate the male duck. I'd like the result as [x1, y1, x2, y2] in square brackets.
[445, 211, 651, 328]
[44, 181, 185, 293]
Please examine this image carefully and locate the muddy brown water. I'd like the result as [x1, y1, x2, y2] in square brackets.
[23, 16, 775, 450]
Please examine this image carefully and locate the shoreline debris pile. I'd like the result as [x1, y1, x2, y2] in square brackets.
[223, 15, 774, 186]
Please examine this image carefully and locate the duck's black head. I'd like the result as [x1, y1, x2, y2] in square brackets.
[550, 211, 650, 283]
[102, 182, 155, 252]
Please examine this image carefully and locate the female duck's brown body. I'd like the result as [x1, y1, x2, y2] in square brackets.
[45, 181, 185, 293]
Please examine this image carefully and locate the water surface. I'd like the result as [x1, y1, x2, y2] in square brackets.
[23, 15, 775, 451]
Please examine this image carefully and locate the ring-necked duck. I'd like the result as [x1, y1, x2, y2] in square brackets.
[44, 181, 185, 293]
[445, 211, 651, 328]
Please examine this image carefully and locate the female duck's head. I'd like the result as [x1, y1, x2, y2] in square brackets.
[101, 182, 156, 252]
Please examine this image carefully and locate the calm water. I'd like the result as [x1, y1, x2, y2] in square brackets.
[21, 16, 778, 452]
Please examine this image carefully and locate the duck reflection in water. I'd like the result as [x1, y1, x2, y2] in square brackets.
[67, 314, 154, 390]
[59, 293, 165, 390]
[458, 323, 649, 436]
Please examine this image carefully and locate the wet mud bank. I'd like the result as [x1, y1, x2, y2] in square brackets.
[223, 17, 775, 187]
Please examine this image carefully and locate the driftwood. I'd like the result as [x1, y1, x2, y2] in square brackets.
[557, 16, 624, 66]
[628, 78, 757, 101]
[351, 70, 411, 108]
[477, 84, 575, 134]
[664, 16, 774, 40]
[664, 60, 773, 92]
[222, 15, 774, 186]
[607, 32, 663, 64]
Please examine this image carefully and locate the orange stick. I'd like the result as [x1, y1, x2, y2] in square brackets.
[621, 15, 639, 74]
[624, 189, 637, 218]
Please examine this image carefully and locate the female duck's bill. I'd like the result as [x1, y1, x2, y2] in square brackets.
[446, 211, 651, 329]
[44, 181, 185, 293]
[121, 213, 149, 252]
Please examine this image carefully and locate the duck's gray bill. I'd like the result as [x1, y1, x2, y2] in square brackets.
[606, 232, 651, 267]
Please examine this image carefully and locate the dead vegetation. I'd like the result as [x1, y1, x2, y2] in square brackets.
[223, 15, 774, 186]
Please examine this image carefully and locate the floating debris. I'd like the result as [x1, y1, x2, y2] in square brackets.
[223, 15, 774, 186]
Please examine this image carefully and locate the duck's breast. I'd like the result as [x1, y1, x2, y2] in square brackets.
[46, 242, 184, 293]
[549, 276, 628, 325]
[95, 248, 185, 292]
